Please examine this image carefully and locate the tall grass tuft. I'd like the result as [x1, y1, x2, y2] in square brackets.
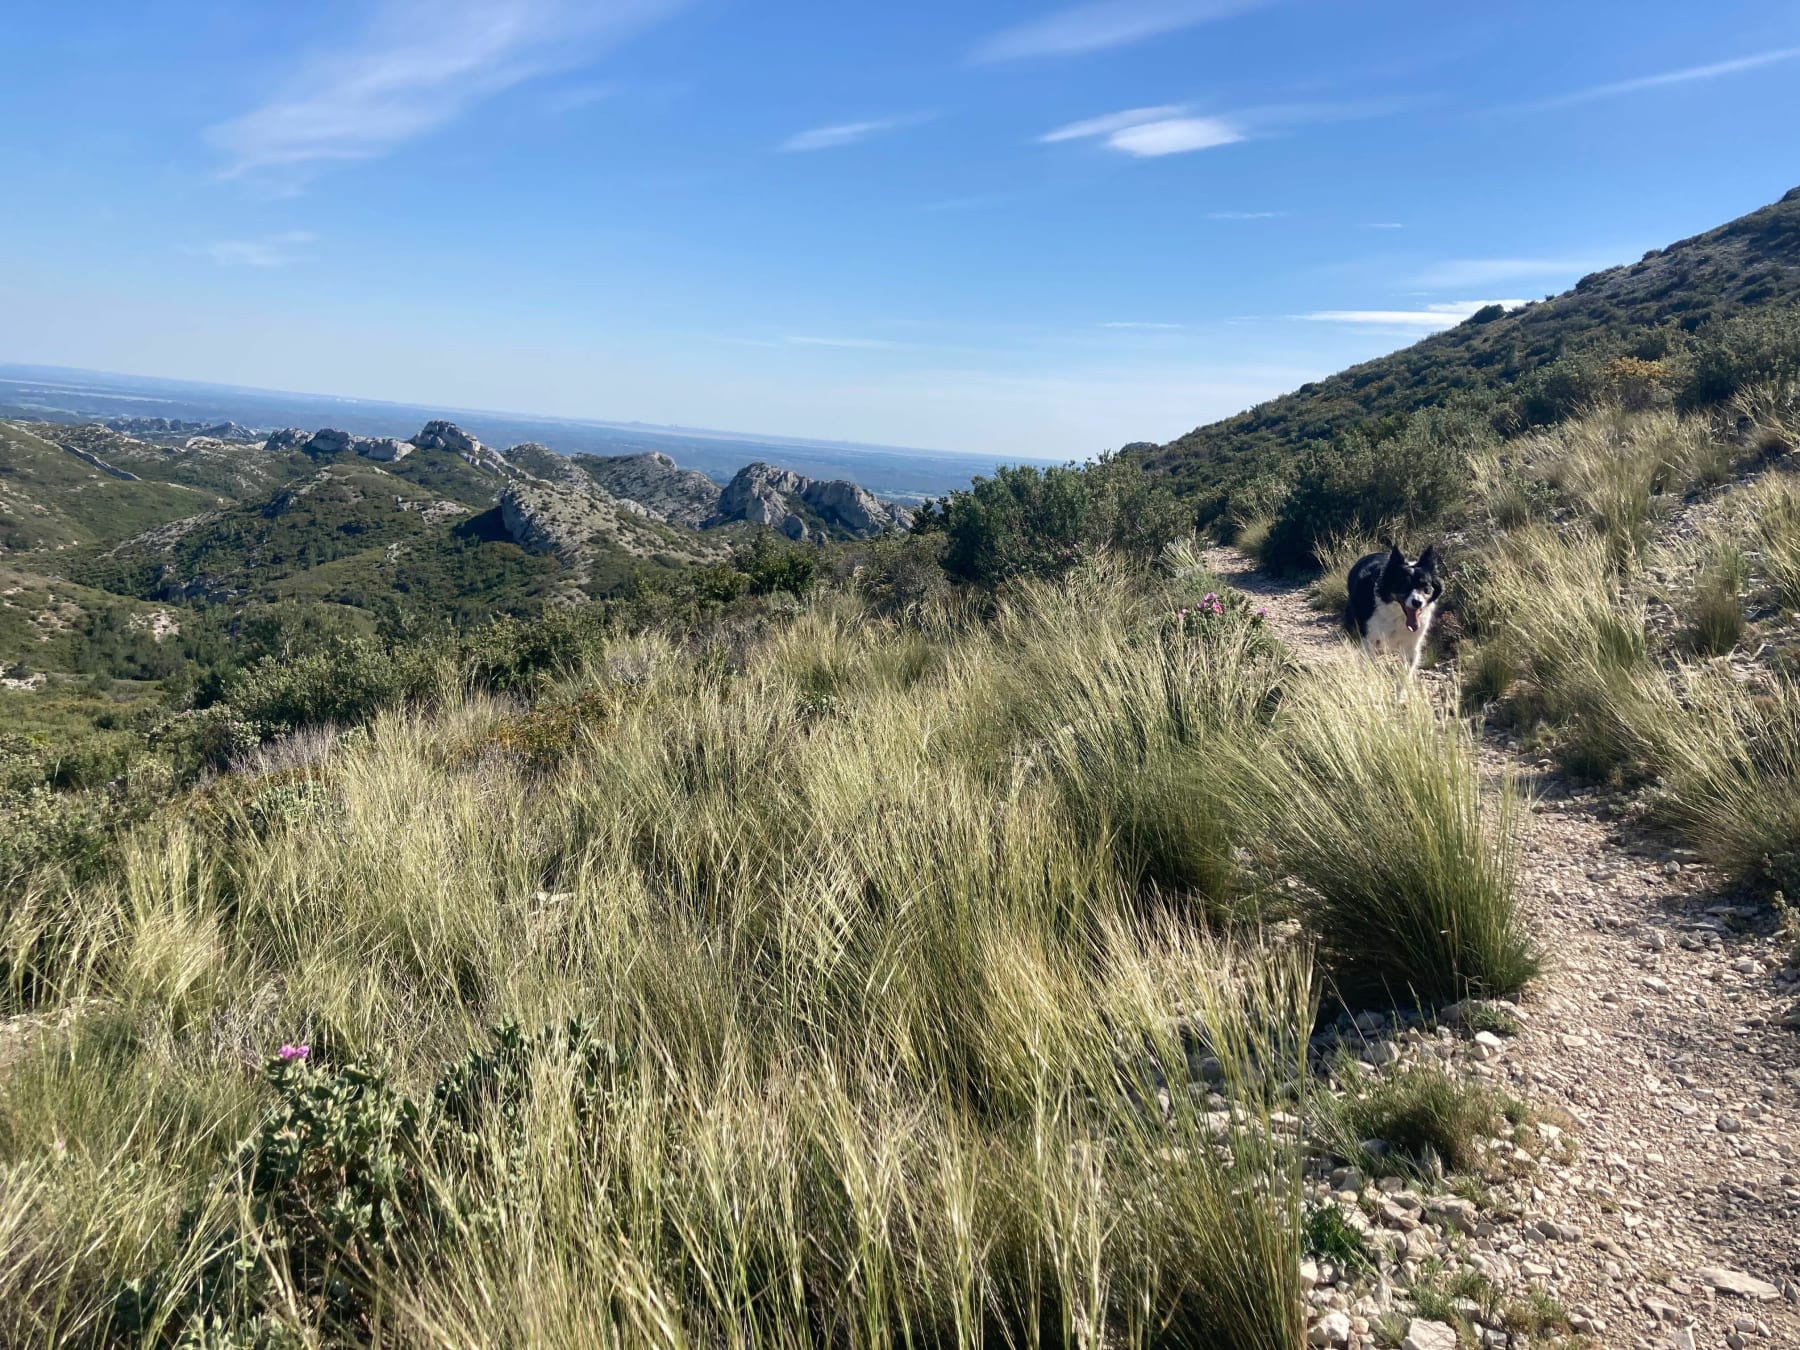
[1240, 665, 1535, 1005]
[1739, 472, 1800, 612]
[1307, 532, 1381, 618]
[1457, 525, 1663, 780]
[1653, 670, 1800, 897]
[1680, 551, 1748, 657]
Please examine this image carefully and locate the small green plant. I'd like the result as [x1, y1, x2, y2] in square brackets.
[1773, 891, 1799, 967]
[1456, 1002, 1523, 1039]
[1303, 1203, 1373, 1271]
[1502, 1289, 1573, 1337]
[1318, 1058, 1513, 1176]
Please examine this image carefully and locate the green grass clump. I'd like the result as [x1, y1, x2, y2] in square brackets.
[1319, 1059, 1517, 1177]
[1307, 531, 1381, 617]
[1680, 553, 1747, 657]
[1303, 1204, 1374, 1271]
[1653, 670, 1800, 897]
[1243, 665, 1536, 1004]
[1458, 525, 1664, 781]
[1740, 471, 1800, 611]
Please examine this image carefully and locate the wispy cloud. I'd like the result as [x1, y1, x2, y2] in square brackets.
[974, 0, 1272, 62]
[1039, 105, 1187, 143]
[1414, 257, 1600, 288]
[188, 231, 318, 268]
[1208, 209, 1285, 220]
[1041, 96, 1407, 160]
[779, 114, 927, 153]
[208, 0, 676, 180]
[1299, 299, 1523, 328]
[1362, 221, 1405, 230]
[1525, 45, 1800, 110]
[1041, 105, 1242, 157]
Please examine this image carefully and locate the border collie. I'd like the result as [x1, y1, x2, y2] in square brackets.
[1343, 545, 1441, 683]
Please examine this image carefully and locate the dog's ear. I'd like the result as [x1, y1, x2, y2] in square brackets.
[1416, 544, 1438, 573]
[1384, 545, 1407, 572]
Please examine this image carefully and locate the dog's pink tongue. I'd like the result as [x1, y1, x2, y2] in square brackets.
[1405, 609, 1419, 632]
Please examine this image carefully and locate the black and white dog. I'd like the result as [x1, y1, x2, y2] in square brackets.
[1343, 545, 1442, 683]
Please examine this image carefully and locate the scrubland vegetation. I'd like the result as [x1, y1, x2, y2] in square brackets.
[8, 364, 1800, 1347]
[7, 196, 1800, 1349]
[2, 525, 1544, 1346]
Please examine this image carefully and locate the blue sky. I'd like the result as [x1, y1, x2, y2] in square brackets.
[3, 1, 1798, 457]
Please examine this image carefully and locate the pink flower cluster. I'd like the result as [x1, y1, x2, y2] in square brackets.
[277, 1043, 310, 1061]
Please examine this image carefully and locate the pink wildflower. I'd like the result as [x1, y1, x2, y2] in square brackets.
[278, 1044, 310, 1061]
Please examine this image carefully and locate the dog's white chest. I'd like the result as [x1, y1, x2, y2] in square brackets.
[1363, 599, 1431, 657]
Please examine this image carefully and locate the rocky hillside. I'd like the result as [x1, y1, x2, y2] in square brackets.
[1141, 184, 1800, 518]
[710, 461, 914, 540]
[561, 450, 721, 528]
[0, 412, 913, 670]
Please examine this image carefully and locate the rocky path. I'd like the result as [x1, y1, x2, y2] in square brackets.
[1207, 547, 1800, 1349]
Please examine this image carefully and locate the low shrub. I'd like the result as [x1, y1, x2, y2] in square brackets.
[734, 530, 819, 597]
[1680, 303, 1800, 409]
[1261, 409, 1476, 574]
[940, 456, 1188, 585]
[228, 637, 442, 738]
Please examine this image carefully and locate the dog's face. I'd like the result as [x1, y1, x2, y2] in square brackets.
[1378, 545, 1441, 633]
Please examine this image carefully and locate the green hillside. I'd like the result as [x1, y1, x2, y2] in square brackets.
[1141, 185, 1800, 525]
[0, 420, 225, 550]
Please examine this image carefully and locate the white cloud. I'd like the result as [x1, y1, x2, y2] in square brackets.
[1299, 299, 1523, 328]
[1110, 117, 1242, 156]
[189, 231, 319, 268]
[779, 115, 924, 153]
[208, 0, 676, 178]
[1040, 105, 1186, 143]
[1414, 258, 1599, 288]
[1526, 45, 1800, 110]
[1041, 106, 1242, 157]
[1362, 222, 1404, 230]
[1208, 209, 1286, 220]
[974, 0, 1271, 62]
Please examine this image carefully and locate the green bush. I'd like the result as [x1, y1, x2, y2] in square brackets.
[851, 531, 950, 617]
[121, 1023, 629, 1345]
[941, 456, 1187, 585]
[734, 531, 819, 597]
[458, 604, 611, 694]
[227, 637, 440, 737]
[1681, 304, 1800, 408]
[1261, 410, 1475, 573]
